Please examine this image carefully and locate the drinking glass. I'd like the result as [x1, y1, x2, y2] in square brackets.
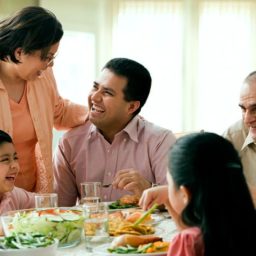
[35, 193, 58, 209]
[80, 182, 101, 205]
[83, 202, 109, 252]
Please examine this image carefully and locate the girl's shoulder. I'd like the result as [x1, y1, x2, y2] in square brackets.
[181, 226, 201, 236]
[167, 227, 204, 256]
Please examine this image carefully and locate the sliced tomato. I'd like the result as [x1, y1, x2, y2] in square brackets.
[38, 208, 57, 216]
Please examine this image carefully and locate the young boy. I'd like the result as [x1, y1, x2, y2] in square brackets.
[0, 130, 35, 215]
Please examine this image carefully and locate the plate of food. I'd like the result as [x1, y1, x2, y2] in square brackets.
[94, 234, 169, 255]
[109, 208, 165, 231]
[1, 207, 84, 248]
[109, 210, 157, 236]
[122, 210, 166, 226]
[0, 233, 58, 256]
[108, 195, 140, 210]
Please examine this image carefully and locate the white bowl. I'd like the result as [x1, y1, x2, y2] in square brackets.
[1, 207, 84, 248]
[0, 239, 58, 256]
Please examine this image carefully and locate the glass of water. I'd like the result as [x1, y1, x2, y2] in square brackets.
[83, 202, 109, 252]
[34, 193, 58, 209]
[80, 181, 101, 205]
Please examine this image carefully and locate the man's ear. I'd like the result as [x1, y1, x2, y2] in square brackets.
[179, 185, 191, 206]
[128, 101, 140, 115]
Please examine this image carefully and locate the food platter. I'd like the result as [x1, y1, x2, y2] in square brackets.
[1, 207, 84, 248]
[0, 236, 58, 256]
[94, 244, 168, 256]
[109, 208, 166, 225]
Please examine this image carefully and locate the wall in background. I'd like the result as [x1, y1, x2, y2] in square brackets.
[0, 0, 38, 18]
[1, 0, 255, 142]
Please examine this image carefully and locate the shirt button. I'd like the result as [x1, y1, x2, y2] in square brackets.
[108, 172, 111, 176]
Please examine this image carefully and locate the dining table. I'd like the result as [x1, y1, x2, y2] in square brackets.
[56, 211, 178, 256]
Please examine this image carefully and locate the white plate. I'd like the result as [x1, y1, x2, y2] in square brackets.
[94, 243, 168, 256]
[0, 239, 58, 256]
[149, 213, 166, 226]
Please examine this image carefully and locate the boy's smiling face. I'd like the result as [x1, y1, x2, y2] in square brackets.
[0, 142, 19, 196]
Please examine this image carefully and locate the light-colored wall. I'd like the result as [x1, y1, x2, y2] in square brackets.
[0, 0, 113, 73]
[40, 0, 113, 73]
[40, 0, 99, 32]
[0, 0, 38, 19]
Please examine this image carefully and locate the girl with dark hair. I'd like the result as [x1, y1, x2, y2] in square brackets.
[140, 132, 256, 256]
[0, 130, 34, 215]
[0, 6, 87, 193]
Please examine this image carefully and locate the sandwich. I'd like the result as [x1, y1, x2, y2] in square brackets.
[108, 194, 140, 209]
[109, 234, 163, 249]
[119, 194, 140, 206]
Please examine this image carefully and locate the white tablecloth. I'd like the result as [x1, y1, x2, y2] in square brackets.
[56, 215, 178, 256]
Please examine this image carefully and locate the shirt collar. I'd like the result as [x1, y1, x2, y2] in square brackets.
[123, 116, 139, 143]
[241, 132, 255, 150]
[88, 116, 140, 143]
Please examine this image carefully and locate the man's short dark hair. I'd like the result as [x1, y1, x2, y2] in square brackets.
[103, 58, 152, 115]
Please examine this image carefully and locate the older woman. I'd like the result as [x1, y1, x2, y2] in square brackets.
[0, 6, 87, 192]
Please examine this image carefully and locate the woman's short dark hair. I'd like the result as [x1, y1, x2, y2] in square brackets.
[0, 6, 63, 63]
[0, 130, 13, 146]
[103, 58, 151, 116]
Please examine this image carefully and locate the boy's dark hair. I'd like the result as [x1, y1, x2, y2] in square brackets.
[103, 58, 151, 116]
[0, 6, 63, 63]
[0, 130, 13, 146]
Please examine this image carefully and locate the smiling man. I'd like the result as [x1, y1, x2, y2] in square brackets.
[53, 58, 176, 206]
[223, 71, 256, 206]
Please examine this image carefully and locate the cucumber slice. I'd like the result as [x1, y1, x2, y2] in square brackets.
[45, 215, 63, 222]
[60, 213, 80, 221]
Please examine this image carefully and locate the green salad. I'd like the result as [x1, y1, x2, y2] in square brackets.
[108, 243, 153, 254]
[0, 233, 55, 249]
[4, 208, 84, 247]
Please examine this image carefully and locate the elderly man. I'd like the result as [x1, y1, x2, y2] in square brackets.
[53, 58, 176, 206]
[223, 71, 256, 205]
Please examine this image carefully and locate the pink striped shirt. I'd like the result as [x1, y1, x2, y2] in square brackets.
[53, 116, 176, 206]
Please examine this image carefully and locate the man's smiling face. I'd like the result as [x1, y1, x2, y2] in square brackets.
[239, 80, 256, 141]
